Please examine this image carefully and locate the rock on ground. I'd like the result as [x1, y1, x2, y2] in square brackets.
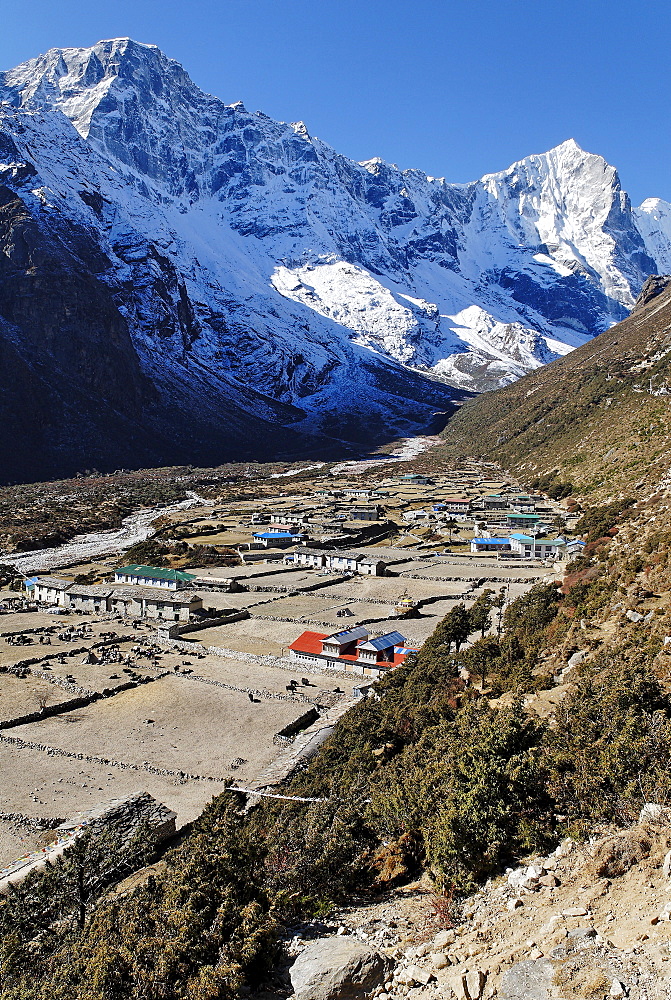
[289, 936, 392, 1000]
[499, 959, 555, 1000]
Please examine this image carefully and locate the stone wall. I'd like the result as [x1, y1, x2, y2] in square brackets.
[157, 609, 249, 640]
[0, 732, 227, 783]
[274, 707, 320, 742]
[0, 670, 165, 730]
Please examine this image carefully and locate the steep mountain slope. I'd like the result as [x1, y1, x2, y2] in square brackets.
[441, 275, 671, 496]
[0, 38, 669, 480]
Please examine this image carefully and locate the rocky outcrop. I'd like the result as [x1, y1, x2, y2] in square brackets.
[281, 816, 671, 1000]
[633, 274, 671, 310]
[289, 937, 392, 1000]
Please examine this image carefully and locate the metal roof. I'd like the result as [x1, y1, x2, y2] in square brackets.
[34, 576, 73, 590]
[67, 584, 114, 596]
[326, 626, 369, 644]
[115, 564, 196, 582]
[359, 631, 407, 651]
[253, 531, 305, 539]
[110, 586, 198, 603]
[472, 537, 510, 544]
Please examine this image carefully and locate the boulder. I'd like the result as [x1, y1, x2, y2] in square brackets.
[431, 951, 451, 969]
[398, 964, 433, 987]
[561, 906, 588, 918]
[444, 968, 487, 1000]
[433, 929, 456, 949]
[289, 936, 392, 1000]
[465, 969, 487, 999]
[499, 959, 554, 1000]
[444, 972, 469, 1000]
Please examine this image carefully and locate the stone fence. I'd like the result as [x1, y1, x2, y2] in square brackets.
[167, 668, 313, 705]
[0, 670, 167, 730]
[399, 573, 532, 584]
[158, 610, 249, 640]
[274, 707, 320, 743]
[159, 637, 355, 680]
[0, 811, 64, 830]
[0, 733, 227, 784]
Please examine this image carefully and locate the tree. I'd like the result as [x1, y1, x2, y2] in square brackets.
[465, 636, 501, 690]
[0, 823, 153, 956]
[468, 589, 497, 638]
[442, 603, 473, 654]
[444, 518, 459, 544]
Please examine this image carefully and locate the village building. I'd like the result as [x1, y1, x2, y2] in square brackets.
[285, 549, 386, 575]
[358, 556, 387, 576]
[325, 551, 368, 573]
[66, 584, 115, 614]
[252, 530, 307, 548]
[269, 512, 309, 525]
[107, 587, 202, 621]
[114, 565, 196, 590]
[470, 537, 511, 554]
[30, 576, 74, 606]
[289, 625, 417, 677]
[291, 548, 327, 569]
[28, 576, 202, 621]
[400, 473, 433, 485]
[442, 497, 472, 514]
[564, 538, 586, 558]
[508, 533, 566, 559]
[402, 509, 433, 523]
[509, 495, 536, 513]
[341, 488, 374, 499]
[505, 512, 541, 529]
[481, 494, 508, 510]
[349, 506, 381, 521]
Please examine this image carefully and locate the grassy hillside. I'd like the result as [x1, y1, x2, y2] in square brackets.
[440, 277, 671, 498]
[3, 512, 671, 999]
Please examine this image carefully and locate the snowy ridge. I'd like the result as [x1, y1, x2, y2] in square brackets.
[0, 38, 667, 462]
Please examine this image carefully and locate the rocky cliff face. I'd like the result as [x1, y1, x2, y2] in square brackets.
[0, 38, 669, 480]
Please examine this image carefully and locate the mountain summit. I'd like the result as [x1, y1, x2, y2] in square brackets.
[0, 39, 669, 480]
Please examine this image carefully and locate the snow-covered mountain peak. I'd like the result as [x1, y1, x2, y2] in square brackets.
[0, 37, 668, 479]
[1, 39, 209, 148]
[635, 197, 671, 275]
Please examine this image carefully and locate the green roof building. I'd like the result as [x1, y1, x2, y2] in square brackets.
[114, 564, 196, 590]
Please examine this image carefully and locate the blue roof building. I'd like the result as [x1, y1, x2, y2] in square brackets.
[470, 537, 511, 553]
[252, 531, 306, 548]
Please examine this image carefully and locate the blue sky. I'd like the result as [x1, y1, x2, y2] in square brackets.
[1, 0, 668, 204]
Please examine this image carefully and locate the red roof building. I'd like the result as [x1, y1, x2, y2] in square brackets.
[289, 626, 417, 678]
